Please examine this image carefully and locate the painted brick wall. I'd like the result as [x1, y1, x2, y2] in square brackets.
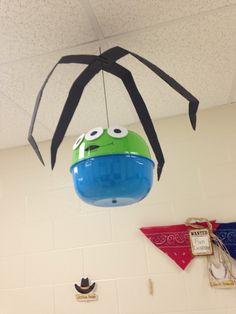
[0, 104, 236, 314]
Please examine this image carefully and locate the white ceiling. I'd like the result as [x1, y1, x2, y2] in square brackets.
[0, 0, 236, 149]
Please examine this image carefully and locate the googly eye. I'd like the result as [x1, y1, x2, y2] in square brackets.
[73, 134, 85, 150]
[85, 127, 104, 141]
[108, 126, 128, 138]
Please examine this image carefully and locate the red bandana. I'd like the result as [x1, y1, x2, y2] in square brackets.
[140, 221, 219, 270]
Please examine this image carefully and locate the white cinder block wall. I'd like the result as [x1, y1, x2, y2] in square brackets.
[0, 104, 236, 314]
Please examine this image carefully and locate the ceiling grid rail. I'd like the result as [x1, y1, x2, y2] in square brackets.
[79, 0, 105, 44]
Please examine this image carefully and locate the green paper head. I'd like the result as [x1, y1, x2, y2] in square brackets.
[71, 126, 152, 166]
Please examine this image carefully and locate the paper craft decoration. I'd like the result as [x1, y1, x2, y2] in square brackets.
[28, 46, 199, 179]
[214, 222, 236, 261]
[208, 226, 236, 289]
[208, 255, 236, 288]
[140, 221, 219, 270]
[71, 127, 154, 206]
[75, 278, 97, 301]
[189, 228, 213, 256]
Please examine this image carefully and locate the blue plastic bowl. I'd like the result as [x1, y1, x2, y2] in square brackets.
[70, 154, 154, 207]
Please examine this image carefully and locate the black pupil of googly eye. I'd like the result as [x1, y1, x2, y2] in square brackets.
[75, 137, 81, 145]
[114, 129, 121, 134]
[91, 131, 97, 136]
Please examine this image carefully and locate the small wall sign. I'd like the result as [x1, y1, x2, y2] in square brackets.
[75, 278, 98, 302]
[189, 228, 213, 256]
[208, 261, 236, 289]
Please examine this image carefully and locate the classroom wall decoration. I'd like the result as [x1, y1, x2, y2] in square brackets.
[208, 244, 236, 288]
[140, 219, 219, 270]
[140, 218, 236, 288]
[74, 278, 97, 301]
[28, 46, 199, 181]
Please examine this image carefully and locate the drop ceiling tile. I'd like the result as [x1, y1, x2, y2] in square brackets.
[0, 43, 109, 138]
[0, 0, 96, 63]
[0, 92, 52, 149]
[90, 0, 236, 37]
[105, 5, 236, 119]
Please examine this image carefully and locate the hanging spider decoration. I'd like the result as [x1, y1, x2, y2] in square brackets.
[28, 46, 199, 179]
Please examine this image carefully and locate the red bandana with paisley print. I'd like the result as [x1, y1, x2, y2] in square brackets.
[140, 221, 219, 270]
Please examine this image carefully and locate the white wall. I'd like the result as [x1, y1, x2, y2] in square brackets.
[0, 104, 236, 314]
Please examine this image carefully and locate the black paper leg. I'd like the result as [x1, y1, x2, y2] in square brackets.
[50, 62, 101, 168]
[99, 46, 128, 62]
[28, 55, 97, 164]
[103, 63, 165, 179]
[28, 63, 59, 165]
[129, 52, 199, 130]
[48, 48, 130, 168]
[96, 46, 199, 130]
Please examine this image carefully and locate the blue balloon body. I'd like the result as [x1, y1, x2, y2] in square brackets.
[70, 154, 154, 207]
